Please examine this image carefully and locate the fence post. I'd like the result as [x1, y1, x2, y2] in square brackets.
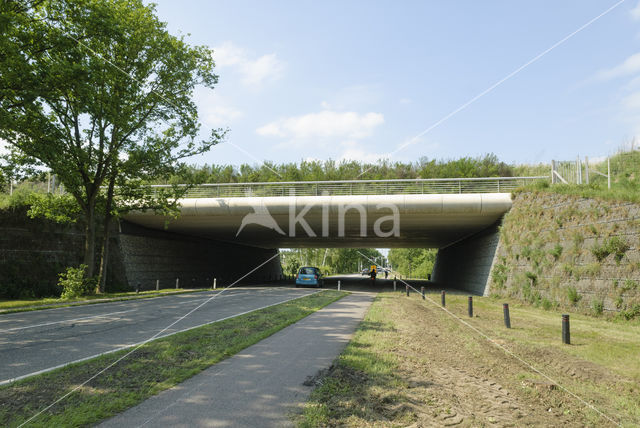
[585, 156, 589, 185]
[421, 286, 425, 300]
[393, 279, 396, 292]
[338, 280, 341, 291]
[468, 296, 473, 317]
[156, 279, 159, 291]
[441, 290, 445, 306]
[406, 285, 409, 296]
[576, 156, 581, 184]
[503, 303, 511, 328]
[562, 314, 570, 344]
[175, 278, 179, 289]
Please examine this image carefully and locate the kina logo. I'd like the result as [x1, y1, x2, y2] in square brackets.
[236, 204, 286, 237]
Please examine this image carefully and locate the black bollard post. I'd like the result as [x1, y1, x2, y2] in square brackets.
[503, 303, 511, 328]
[406, 285, 409, 296]
[562, 314, 570, 344]
[468, 296, 473, 317]
[421, 286, 425, 300]
[441, 290, 445, 307]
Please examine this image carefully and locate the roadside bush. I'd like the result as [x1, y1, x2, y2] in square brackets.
[567, 286, 581, 305]
[58, 265, 96, 299]
[592, 298, 604, 316]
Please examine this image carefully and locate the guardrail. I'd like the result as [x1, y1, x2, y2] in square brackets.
[142, 176, 549, 198]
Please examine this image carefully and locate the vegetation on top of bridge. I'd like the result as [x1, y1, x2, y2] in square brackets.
[155, 153, 532, 184]
[520, 149, 640, 203]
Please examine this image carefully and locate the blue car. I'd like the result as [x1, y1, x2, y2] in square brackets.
[295, 266, 324, 288]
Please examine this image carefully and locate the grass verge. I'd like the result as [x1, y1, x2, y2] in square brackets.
[300, 291, 639, 427]
[0, 290, 346, 427]
[0, 288, 210, 314]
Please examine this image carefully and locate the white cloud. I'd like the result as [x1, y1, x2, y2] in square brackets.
[204, 105, 243, 125]
[338, 141, 390, 163]
[213, 41, 285, 86]
[593, 52, 640, 81]
[631, 1, 640, 20]
[194, 89, 243, 127]
[256, 110, 384, 140]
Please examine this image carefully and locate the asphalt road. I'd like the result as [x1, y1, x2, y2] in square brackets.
[0, 287, 319, 384]
[99, 292, 374, 428]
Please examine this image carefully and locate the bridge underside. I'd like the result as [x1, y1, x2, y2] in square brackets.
[119, 193, 511, 294]
[124, 194, 511, 249]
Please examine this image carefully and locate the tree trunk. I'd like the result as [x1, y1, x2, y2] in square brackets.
[97, 220, 111, 294]
[97, 174, 117, 293]
[83, 202, 96, 278]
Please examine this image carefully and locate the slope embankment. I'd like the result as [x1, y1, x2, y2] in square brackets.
[489, 191, 640, 317]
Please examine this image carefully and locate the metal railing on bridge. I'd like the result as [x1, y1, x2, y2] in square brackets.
[143, 176, 548, 198]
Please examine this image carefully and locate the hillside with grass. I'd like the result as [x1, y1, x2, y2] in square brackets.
[491, 190, 640, 320]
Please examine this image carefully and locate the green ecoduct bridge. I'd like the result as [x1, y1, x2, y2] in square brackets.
[119, 176, 546, 294]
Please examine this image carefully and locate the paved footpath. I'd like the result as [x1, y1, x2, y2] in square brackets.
[99, 292, 374, 428]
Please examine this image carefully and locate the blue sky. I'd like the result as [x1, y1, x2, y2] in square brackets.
[150, 0, 640, 167]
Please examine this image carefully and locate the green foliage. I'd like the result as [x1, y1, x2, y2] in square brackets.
[549, 244, 563, 260]
[166, 153, 517, 184]
[621, 279, 639, 291]
[521, 279, 541, 305]
[524, 271, 537, 284]
[591, 236, 630, 264]
[387, 248, 437, 279]
[618, 304, 640, 321]
[567, 286, 581, 305]
[0, 0, 223, 278]
[58, 265, 96, 299]
[541, 297, 555, 311]
[491, 263, 508, 289]
[571, 232, 584, 252]
[521, 151, 640, 203]
[615, 296, 624, 309]
[27, 193, 81, 224]
[280, 248, 384, 276]
[591, 298, 604, 316]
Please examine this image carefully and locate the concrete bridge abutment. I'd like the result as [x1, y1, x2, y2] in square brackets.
[115, 221, 282, 291]
[431, 220, 502, 296]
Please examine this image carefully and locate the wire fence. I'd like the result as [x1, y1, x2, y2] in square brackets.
[140, 177, 549, 198]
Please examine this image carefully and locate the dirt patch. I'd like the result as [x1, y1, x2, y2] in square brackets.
[302, 294, 626, 427]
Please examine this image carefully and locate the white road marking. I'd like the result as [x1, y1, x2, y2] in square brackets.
[0, 290, 320, 386]
[0, 309, 136, 333]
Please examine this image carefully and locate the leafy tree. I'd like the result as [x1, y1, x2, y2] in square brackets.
[0, 0, 224, 287]
[280, 248, 383, 275]
[388, 248, 437, 279]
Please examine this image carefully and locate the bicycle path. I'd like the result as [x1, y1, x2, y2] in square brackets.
[99, 292, 374, 427]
